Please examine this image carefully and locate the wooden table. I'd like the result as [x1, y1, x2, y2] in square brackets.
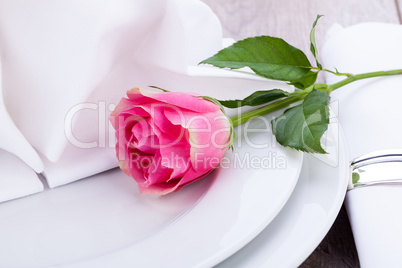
[201, 0, 402, 266]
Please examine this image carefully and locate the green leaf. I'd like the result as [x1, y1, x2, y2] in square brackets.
[271, 89, 330, 153]
[352, 172, 360, 184]
[288, 71, 318, 89]
[218, 89, 289, 108]
[200, 36, 312, 82]
[310, 15, 323, 69]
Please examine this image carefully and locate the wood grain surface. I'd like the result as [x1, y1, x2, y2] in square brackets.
[200, 0, 402, 267]
[398, 0, 402, 22]
[201, 0, 400, 65]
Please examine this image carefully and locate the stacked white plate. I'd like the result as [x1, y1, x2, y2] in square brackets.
[0, 1, 349, 267]
[0, 109, 349, 268]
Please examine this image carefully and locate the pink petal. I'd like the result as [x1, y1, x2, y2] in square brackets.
[113, 106, 150, 147]
[120, 106, 150, 117]
[120, 148, 152, 184]
[110, 98, 136, 128]
[146, 150, 174, 185]
[159, 141, 191, 179]
[141, 105, 187, 139]
[164, 108, 231, 173]
[139, 88, 219, 113]
[125, 87, 159, 104]
[131, 118, 160, 154]
[138, 178, 181, 195]
[178, 166, 214, 187]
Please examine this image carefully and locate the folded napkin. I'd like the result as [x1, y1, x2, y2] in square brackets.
[0, 59, 44, 202]
[0, 0, 293, 201]
[0, 0, 220, 198]
[322, 23, 402, 267]
[0, 149, 43, 203]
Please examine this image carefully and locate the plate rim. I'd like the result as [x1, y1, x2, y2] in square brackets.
[215, 125, 349, 267]
[60, 122, 303, 268]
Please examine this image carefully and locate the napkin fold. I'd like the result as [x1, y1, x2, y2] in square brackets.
[0, 59, 44, 202]
[0, 0, 293, 200]
[0, 149, 43, 203]
[0, 61, 44, 173]
[322, 22, 402, 267]
[0, 0, 221, 198]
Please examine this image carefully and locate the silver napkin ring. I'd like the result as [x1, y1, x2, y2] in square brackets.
[348, 150, 402, 190]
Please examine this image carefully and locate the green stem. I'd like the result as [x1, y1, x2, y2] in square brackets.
[229, 68, 402, 128]
[328, 69, 402, 92]
[311, 67, 351, 77]
[230, 93, 307, 127]
[323, 68, 352, 77]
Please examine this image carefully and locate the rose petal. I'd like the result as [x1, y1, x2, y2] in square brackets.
[139, 88, 219, 113]
[138, 178, 181, 195]
[120, 106, 150, 117]
[178, 166, 213, 187]
[159, 142, 191, 179]
[113, 107, 150, 147]
[139, 104, 186, 139]
[131, 118, 160, 154]
[110, 98, 135, 128]
[112, 88, 231, 195]
[145, 150, 174, 185]
[121, 148, 152, 184]
[125, 87, 159, 104]
[164, 108, 230, 172]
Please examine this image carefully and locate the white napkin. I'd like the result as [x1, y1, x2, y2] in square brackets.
[0, 0, 293, 200]
[0, 0, 222, 196]
[0, 59, 44, 201]
[0, 149, 44, 203]
[322, 23, 402, 267]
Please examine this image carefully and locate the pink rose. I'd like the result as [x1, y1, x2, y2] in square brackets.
[110, 88, 232, 195]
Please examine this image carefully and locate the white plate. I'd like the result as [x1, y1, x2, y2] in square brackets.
[0, 116, 302, 268]
[216, 121, 349, 267]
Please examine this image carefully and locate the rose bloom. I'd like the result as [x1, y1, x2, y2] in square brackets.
[110, 88, 232, 195]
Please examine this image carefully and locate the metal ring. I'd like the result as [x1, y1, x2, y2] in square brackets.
[348, 150, 402, 190]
